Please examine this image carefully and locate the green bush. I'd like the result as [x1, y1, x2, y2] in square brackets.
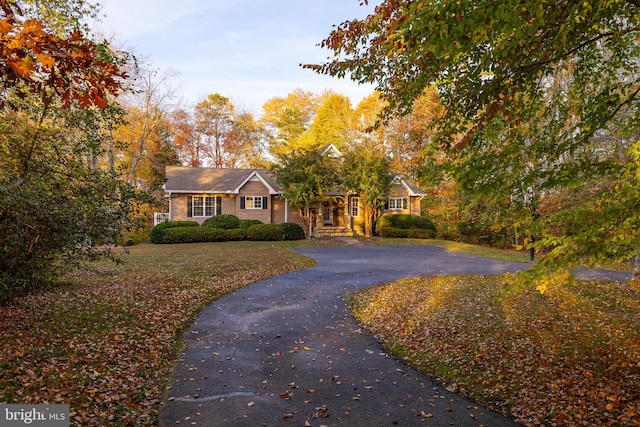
[161, 227, 228, 244]
[379, 227, 407, 238]
[149, 221, 199, 243]
[202, 214, 241, 230]
[376, 214, 436, 235]
[379, 226, 435, 239]
[153, 222, 304, 244]
[239, 219, 263, 229]
[406, 228, 436, 239]
[226, 228, 248, 241]
[281, 222, 306, 240]
[246, 224, 286, 241]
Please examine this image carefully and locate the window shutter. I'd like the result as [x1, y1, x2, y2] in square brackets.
[240, 196, 245, 209]
[384, 199, 389, 210]
[216, 196, 222, 215]
[403, 198, 408, 209]
[262, 196, 268, 210]
[187, 196, 193, 217]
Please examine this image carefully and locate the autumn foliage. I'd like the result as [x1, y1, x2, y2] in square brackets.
[351, 276, 640, 426]
[0, 243, 314, 424]
[0, 2, 125, 109]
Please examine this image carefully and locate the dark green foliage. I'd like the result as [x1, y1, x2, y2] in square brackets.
[202, 214, 241, 230]
[271, 149, 341, 236]
[161, 227, 246, 244]
[149, 221, 199, 243]
[226, 228, 248, 241]
[154, 222, 304, 244]
[246, 224, 286, 241]
[376, 214, 436, 233]
[239, 219, 264, 229]
[281, 222, 306, 240]
[379, 227, 436, 239]
[1, 127, 146, 302]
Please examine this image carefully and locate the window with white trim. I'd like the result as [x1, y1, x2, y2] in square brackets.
[350, 197, 360, 217]
[244, 196, 263, 209]
[387, 197, 406, 210]
[192, 196, 215, 217]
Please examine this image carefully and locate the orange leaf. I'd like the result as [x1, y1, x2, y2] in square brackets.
[36, 53, 55, 69]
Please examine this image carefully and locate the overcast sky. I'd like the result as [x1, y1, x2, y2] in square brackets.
[94, 0, 377, 114]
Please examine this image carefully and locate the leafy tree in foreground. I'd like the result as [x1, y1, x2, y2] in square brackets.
[0, 1, 141, 300]
[308, 0, 640, 288]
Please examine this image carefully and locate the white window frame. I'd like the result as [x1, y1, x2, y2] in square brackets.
[244, 196, 263, 209]
[192, 196, 216, 217]
[350, 197, 360, 217]
[388, 197, 405, 211]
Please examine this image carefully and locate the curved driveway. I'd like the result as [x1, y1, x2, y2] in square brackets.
[159, 244, 628, 426]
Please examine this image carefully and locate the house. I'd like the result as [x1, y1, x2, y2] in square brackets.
[161, 148, 426, 237]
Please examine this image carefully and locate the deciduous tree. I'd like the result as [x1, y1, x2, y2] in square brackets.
[342, 143, 393, 236]
[271, 149, 340, 237]
[261, 88, 318, 160]
[0, 0, 142, 300]
[114, 68, 179, 188]
[308, 0, 640, 287]
[297, 92, 353, 151]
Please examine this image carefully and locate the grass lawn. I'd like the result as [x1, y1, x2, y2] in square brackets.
[350, 275, 640, 426]
[0, 242, 315, 425]
[1, 238, 637, 426]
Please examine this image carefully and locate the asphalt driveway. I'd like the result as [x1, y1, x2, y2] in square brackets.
[159, 244, 629, 426]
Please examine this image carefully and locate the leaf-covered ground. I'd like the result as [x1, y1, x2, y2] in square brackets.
[350, 276, 640, 426]
[0, 242, 315, 425]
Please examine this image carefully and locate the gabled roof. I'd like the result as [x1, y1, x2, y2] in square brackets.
[392, 175, 427, 197]
[164, 166, 281, 194]
[318, 143, 342, 158]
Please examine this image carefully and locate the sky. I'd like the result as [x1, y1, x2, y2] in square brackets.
[94, 0, 377, 114]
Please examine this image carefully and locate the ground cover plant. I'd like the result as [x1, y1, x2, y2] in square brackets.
[0, 242, 315, 425]
[350, 275, 640, 426]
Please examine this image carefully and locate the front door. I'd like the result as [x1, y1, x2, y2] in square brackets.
[322, 201, 333, 225]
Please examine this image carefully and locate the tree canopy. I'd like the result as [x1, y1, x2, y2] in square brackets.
[308, 0, 640, 287]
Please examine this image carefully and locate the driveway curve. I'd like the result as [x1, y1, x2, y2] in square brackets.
[159, 244, 628, 426]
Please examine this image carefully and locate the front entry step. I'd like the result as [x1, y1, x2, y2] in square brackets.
[317, 226, 354, 237]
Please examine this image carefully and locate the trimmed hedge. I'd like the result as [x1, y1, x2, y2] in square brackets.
[150, 221, 199, 243]
[281, 222, 306, 240]
[153, 222, 306, 244]
[162, 227, 248, 243]
[379, 227, 436, 239]
[246, 224, 286, 241]
[202, 214, 241, 229]
[239, 219, 264, 229]
[376, 214, 436, 234]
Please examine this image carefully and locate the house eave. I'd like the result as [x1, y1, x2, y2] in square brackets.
[165, 190, 237, 195]
[234, 170, 280, 195]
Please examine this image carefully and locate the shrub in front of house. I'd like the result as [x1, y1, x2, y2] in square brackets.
[379, 227, 436, 239]
[376, 214, 436, 235]
[281, 222, 306, 240]
[246, 224, 286, 241]
[161, 226, 249, 243]
[152, 220, 305, 244]
[239, 219, 264, 229]
[150, 221, 199, 243]
[202, 214, 241, 229]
